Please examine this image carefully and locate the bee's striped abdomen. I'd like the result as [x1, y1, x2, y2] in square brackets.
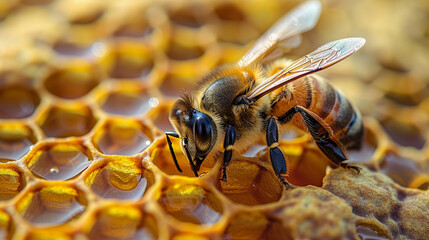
[308, 78, 364, 150]
[271, 75, 364, 152]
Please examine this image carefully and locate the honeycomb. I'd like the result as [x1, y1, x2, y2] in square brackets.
[0, 0, 428, 239]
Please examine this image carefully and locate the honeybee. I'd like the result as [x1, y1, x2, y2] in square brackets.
[165, 0, 365, 186]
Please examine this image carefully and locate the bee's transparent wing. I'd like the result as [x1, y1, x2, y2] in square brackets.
[246, 38, 366, 101]
[237, 0, 321, 67]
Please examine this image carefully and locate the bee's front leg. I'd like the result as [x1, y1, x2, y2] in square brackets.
[266, 118, 291, 188]
[220, 125, 235, 182]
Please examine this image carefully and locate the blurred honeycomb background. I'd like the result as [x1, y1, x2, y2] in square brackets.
[0, 0, 428, 239]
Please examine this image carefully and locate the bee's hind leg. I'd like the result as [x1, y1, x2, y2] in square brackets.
[266, 118, 292, 188]
[279, 106, 361, 174]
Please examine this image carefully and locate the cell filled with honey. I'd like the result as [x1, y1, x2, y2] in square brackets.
[0, 123, 37, 162]
[157, 182, 223, 225]
[86, 158, 154, 201]
[15, 185, 87, 227]
[92, 118, 153, 156]
[26, 141, 92, 181]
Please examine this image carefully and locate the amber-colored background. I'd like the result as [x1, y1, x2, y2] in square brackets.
[0, 0, 428, 239]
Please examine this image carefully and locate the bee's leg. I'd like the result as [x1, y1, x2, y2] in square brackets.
[220, 125, 236, 182]
[279, 106, 360, 174]
[266, 118, 291, 188]
[165, 132, 182, 173]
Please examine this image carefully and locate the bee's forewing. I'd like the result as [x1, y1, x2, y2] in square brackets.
[237, 0, 321, 67]
[246, 38, 366, 101]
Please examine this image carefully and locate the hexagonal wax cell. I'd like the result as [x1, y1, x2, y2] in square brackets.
[100, 41, 154, 79]
[37, 104, 97, 138]
[87, 159, 154, 201]
[88, 206, 159, 240]
[27, 141, 92, 181]
[158, 183, 223, 225]
[0, 123, 37, 162]
[0, 166, 26, 201]
[92, 119, 152, 156]
[98, 84, 154, 116]
[215, 159, 283, 206]
[16, 185, 87, 227]
[43, 61, 101, 99]
[0, 84, 40, 119]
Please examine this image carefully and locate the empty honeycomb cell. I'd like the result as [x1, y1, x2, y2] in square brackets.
[213, 3, 246, 21]
[374, 71, 427, 106]
[0, 83, 40, 119]
[382, 119, 426, 149]
[347, 125, 378, 164]
[0, 165, 25, 201]
[88, 205, 159, 240]
[113, 15, 153, 38]
[37, 104, 97, 138]
[53, 0, 106, 27]
[43, 62, 101, 99]
[152, 106, 175, 132]
[159, 74, 195, 97]
[92, 119, 153, 156]
[97, 82, 156, 116]
[100, 41, 154, 79]
[150, 137, 216, 177]
[213, 17, 259, 45]
[53, 41, 106, 60]
[379, 151, 429, 189]
[166, 40, 205, 61]
[16, 185, 87, 227]
[158, 182, 223, 225]
[26, 141, 91, 181]
[86, 158, 154, 200]
[168, 5, 205, 28]
[0, 123, 37, 162]
[284, 146, 332, 187]
[215, 158, 283, 205]
[223, 211, 269, 240]
[53, 42, 92, 58]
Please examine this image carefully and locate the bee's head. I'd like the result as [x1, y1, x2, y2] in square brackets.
[168, 95, 217, 175]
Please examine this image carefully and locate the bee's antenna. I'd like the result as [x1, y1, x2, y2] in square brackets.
[165, 132, 182, 173]
[182, 138, 199, 177]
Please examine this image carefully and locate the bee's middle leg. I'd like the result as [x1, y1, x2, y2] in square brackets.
[220, 125, 235, 182]
[266, 118, 291, 188]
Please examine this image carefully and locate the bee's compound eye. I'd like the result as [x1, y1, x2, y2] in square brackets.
[194, 116, 212, 153]
[195, 117, 211, 142]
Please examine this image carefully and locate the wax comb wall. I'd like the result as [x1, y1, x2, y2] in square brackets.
[0, 0, 428, 239]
